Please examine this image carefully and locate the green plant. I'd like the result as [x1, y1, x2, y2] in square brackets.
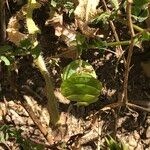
[61, 60, 102, 106]
[105, 136, 128, 150]
[26, 0, 59, 126]
[0, 125, 44, 150]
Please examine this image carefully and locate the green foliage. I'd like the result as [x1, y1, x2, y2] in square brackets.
[0, 39, 40, 67]
[0, 45, 13, 66]
[132, 7, 149, 22]
[0, 56, 11, 66]
[17, 39, 41, 58]
[90, 12, 111, 28]
[71, 34, 107, 55]
[61, 60, 102, 106]
[132, 0, 150, 22]
[141, 31, 150, 41]
[62, 59, 97, 81]
[110, 0, 119, 10]
[64, 1, 75, 17]
[133, 0, 150, 7]
[105, 136, 128, 150]
[50, 0, 75, 19]
[0, 125, 44, 150]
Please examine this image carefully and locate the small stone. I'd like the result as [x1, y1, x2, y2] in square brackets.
[146, 126, 150, 139]
[128, 135, 137, 147]
[135, 145, 143, 150]
[128, 147, 134, 150]
[146, 116, 150, 125]
[133, 131, 140, 140]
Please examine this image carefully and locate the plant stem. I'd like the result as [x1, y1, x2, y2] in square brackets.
[122, 0, 135, 103]
[133, 24, 144, 32]
[117, 18, 144, 32]
[0, 0, 6, 44]
[102, 0, 123, 55]
[34, 55, 60, 125]
[107, 40, 130, 47]
[26, 0, 60, 126]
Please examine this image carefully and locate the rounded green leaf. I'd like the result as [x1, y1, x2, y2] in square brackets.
[0, 56, 10, 66]
[61, 73, 102, 105]
[62, 59, 97, 81]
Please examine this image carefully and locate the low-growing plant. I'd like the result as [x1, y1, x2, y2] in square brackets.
[105, 136, 128, 150]
[0, 125, 44, 150]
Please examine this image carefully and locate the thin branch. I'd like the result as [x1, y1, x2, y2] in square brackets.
[117, 18, 145, 32]
[122, 0, 135, 103]
[21, 94, 53, 144]
[101, 0, 123, 55]
[127, 102, 150, 112]
[0, 142, 11, 150]
[0, 0, 6, 44]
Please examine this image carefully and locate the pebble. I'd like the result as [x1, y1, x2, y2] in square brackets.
[133, 131, 140, 140]
[146, 117, 150, 125]
[134, 144, 143, 150]
[146, 126, 150, 139]
[128, 135, 137, 147]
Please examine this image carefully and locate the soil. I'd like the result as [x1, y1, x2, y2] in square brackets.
[0, 1, 150, 150]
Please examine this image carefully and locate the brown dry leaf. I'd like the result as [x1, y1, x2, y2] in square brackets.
[7, 29, 27, 46]
[74, 0, 99, 37]
[0, 102, 7, 121]
[74, 0, 99, 21]
[46, 11, 76, 47]
[45, 11, 63, 26]
[6, 5, 28, 45]
[46, 11, 77, 58]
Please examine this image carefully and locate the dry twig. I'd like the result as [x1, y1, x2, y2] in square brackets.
[20, 94, 53, 144]
[122, 0, 135, 103]
[101, 0, 123, 57]
[0, 0, 6, 44]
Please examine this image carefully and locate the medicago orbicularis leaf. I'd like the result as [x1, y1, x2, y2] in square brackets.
[61, 60, 102, 106]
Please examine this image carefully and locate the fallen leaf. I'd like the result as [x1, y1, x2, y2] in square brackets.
[74, 0, 99, 37]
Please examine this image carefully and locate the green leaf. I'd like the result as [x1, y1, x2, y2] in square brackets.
[0, 45, 12, 54]
[19, 39, 32, 49]
[62, 60, 97, 81]
[91, 12, 110, 26]
[132, 7, 149, 22]
[31, 44, 41, 59]
[61, 73, 102, 105]
[133, 0, 150, 7]
[105, 136, 128, 150]
[76, 34, 86, 45]
[0, 56, 10, 66]
[141, 31, 150, 41]
[110, 0, 119, 10]
[51, 0, 57, 7]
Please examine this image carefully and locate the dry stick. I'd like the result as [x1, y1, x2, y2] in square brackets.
[101, 0, 123, 140]
[0, 142, 11, 150]
[0, 0, 6, 44]
[122, 0, 135, 103]
[0, 0, 6, 80]
[127, 102, 150, 112]
[94, 102, 150, 118]
[101, 0, 123, 55]
[21, 94, 53, 144]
